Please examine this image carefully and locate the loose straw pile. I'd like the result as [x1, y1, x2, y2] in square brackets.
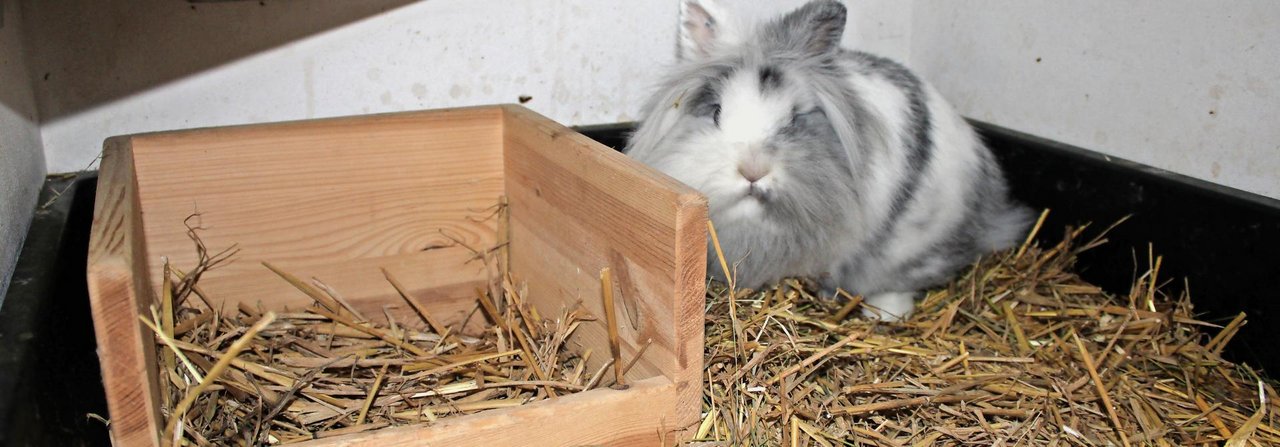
[696, 212, 1279, 446]
[148, 206, 610, 445]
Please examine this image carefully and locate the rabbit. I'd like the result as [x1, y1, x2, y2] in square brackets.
[624, 0, 1034, 321]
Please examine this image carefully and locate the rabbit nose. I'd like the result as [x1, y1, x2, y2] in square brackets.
[738, 163, 771, 183]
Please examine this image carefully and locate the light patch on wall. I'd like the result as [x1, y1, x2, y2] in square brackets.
[910, 0, 1280, 199]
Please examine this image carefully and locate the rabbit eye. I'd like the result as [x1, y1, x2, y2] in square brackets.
[790, 108, 822, 128]
[712, 104, 722, 126]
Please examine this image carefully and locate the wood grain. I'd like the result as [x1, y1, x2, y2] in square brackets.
[86, 137, 165, 446]
[129, 107, 506, 316]
[502, 105, 709, 436]
[201, 246, 490, 330]
[297, 377, 679, 446]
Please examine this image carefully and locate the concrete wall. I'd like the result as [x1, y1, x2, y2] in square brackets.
[27, 0, 675, 173]
[910, 1, 1280, 199]
[26, 0, 913, 175]
[0, 0, 46, 307]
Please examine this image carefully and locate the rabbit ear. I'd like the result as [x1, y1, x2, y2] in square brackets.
[766, 0, 847, 57]
[679, 0, 729, 60]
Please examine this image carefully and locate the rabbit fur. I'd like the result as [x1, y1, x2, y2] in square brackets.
[625, 0, 1033, 320]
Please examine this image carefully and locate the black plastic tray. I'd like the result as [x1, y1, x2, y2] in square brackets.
[2, 120, 1277, 444]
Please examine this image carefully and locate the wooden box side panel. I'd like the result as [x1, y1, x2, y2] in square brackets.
[501, 105, 708, 433]
[128, 107, 506, 322]
[87, 138, 164, 447]
[298, 377, 679, 447]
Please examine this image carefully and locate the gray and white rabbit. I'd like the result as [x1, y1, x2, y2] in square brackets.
[625, 0, 1033, 320]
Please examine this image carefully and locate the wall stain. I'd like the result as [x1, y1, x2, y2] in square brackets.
[1209, 85, 1225, 100]
[1245, 76, 1270, 97]
[449, 84, 469, 99]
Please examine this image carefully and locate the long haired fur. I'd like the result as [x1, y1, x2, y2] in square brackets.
[627, 0, 1032, 320]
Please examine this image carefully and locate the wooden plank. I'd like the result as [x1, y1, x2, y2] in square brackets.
[128, 107, 506, 311]
[297, 377, 679, 446]
[501, 105, 708, 437]
[199, 245, 489, 329]
[86, 137, 164, 447]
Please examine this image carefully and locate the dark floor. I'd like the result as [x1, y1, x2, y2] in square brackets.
[0, 176, 110, 446]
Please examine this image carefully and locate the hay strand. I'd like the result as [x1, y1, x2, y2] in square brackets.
[1072, 329, 1131, 447]
[355, 365, 388, 426]
[164, 312, 276, 442]
[600, 267, 627, 389]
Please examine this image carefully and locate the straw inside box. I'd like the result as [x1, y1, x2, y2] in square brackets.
[148, 201, 629, 445]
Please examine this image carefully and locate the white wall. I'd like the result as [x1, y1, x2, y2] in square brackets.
[0, 0, 46, 306]
[910, 1, 1280, 199]
[28, 0, 912, 176]
[31, 0, 677, 173]
[19, 0, 1280, 201]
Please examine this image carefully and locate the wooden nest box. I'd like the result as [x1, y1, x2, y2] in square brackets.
[86, 105, 708, 446]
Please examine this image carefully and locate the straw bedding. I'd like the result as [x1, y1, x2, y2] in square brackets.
[148, 209, 610, 445]
[149, 210, 1278, 446]
[694, 213, 1277, 446]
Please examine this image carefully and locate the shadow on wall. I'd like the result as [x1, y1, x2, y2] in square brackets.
[1, 1, 38, 130]
[19, 0, 417, 121]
